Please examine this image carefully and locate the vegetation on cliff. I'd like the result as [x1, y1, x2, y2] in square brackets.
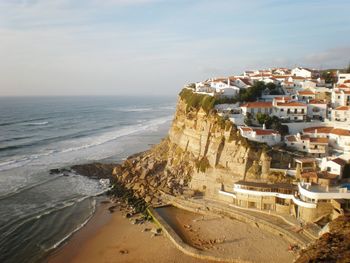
[179, 88, 216, 113]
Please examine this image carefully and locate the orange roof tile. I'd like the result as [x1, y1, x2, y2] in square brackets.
[335, 106, 350, 111]
[301, 172, 318, 179]
[276, 102, 306, 107]
[298, 90, 315, 95]
[309, 100, 327, 104]
[331, 158, 347, 166]
[286, 135, 297, 142]
[240, 127, 252, 132]
[303, 126, 334, 134]
[330, 128, 350, 136]
[255, 129, 279, 135]
[309, 137, 329, 144]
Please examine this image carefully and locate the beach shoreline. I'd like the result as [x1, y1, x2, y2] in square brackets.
[47, 197, 216, 263]
[47, 195, 296, 263]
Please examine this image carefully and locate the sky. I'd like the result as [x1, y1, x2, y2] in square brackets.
[0, 0, 349, 97]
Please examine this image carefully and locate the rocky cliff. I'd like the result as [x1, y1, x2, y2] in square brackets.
[111, 90, 293, 203]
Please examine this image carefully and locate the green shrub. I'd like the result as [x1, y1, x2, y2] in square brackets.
[179, 89, 216, 113]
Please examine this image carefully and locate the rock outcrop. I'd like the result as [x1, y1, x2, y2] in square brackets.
[295, 215, 350, 263]
[111, 93, 294, 203]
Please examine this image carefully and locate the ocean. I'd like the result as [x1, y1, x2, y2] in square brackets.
[0, 96, 176, 263]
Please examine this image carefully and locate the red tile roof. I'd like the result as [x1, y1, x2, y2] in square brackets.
[303, 126, 334, 134]
[330, 128, 350, 136]
[309, 100, 327, 104]
[255, 129, 279, 135]
[309, 137, 329, 144]
[331, 158, 347, 166]
[274, 96, 292, 101]
[335, 106, 350, 111]
[298, 90, 315, 95]
[285, 135, 297, 142]
[301, 172, 318, 179]
[345, 80, 350, 84]
[276, 102, 306, 107]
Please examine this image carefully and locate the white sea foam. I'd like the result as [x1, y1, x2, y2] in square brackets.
[46, 199, 96, 251]
[0, 175, 62, 200]
[0, 115, 172, 173]
[23, 121, 49, 126]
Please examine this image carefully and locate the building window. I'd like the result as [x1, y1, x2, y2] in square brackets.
[301, 109, 305, 113]
[294, 109, 297, 113]
[281, 108, 284, 112]
[303, 146, 306, 149]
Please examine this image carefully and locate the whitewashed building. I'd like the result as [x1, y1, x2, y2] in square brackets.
[285, 133, 329, 157]
[291, 67, 316, 78]
[337, 72, 350, 84]
[239, 126, 281, 146]
[303, 126, 350, 153]
[240, 101, 273, 116]
[307, 100, 328, 120]
[272, 100, 307, 121]
[331, 89, 350, 107]
[331, 106, 350, 122]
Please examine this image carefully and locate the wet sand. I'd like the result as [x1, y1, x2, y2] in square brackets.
[48, 202, 214, 263]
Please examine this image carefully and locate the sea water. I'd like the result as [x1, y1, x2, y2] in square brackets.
[0, 96, 175, 263]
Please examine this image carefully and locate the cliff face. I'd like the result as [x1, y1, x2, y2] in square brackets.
[166, 96, 273, 197]
[112, 94, 284, 204]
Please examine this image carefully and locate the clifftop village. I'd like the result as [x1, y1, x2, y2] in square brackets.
[185, 66, 350, 224]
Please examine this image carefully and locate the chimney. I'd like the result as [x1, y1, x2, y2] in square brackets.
[315, 129, 318, 137]
[227, 78, 230, 87]
[263, 123, 266, 130]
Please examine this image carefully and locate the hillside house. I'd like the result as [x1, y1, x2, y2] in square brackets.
[239, 126, 281, 146]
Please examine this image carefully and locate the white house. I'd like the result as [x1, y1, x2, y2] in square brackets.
[303, 126, 350, 153]
[285, 134, 329, 157]
[323, 158, 347, 178]
[239, 126, 281, 146]
[232, 77, 252, 89]
[240, 101, 273, 116]
[297, 89, 316, 101]
[331, 106, 350, 122]
[195, 84, 215, 95]
[331, 89, 350, 107]
[291, 67, 316, 78]
[300, 80, 317, 90]
[272, 100, 307, 121]
[217, 86, 240, 98]
[337, 72, 350, 84]
[307, 100, 328, 120]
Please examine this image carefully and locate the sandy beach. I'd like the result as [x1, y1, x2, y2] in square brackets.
[48, 200, 295, 263]
[48, 201, 214, 263]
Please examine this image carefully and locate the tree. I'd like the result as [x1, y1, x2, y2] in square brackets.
[239, 81, 267, 102]
[244, 112, 253, 126]
[266, 82, 276, 90]
[256, 113, 270, 126]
